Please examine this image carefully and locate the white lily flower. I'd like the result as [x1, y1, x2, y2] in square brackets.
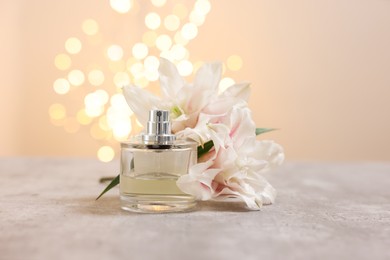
[177, 106, 285, 210]
[123, 58, 225, 133]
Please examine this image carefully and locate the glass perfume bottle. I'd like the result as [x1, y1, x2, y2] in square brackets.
[120, 110, 197, 213]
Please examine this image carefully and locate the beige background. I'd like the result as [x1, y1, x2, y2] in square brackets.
[1, 0, 389, 161]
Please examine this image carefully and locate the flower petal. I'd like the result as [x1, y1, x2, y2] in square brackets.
[207, 123, 231, 152]
[122, 84, 161, 127]
[258, 180, 277, 205]
[213, 146, 237, 170]
[220, 82, 251, 102]
[175, 112, 229, 147]
[158, 58, 185, 99]
[182, 62, 222, 114]
[176, 160, 221, 200]
[194, 62, 222, 92]
[214, 184, 261, 210]
[202, 97, 238, 115]
[225, 107, 256, 147]
[239, 138, 285, 173]
[246, 175, 277, 206]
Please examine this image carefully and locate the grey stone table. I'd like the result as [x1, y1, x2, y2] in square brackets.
[0, 158, 389, 260]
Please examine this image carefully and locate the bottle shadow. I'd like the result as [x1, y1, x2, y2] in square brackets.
[197, 200, 254, 213]
[64, 196, 257, 216]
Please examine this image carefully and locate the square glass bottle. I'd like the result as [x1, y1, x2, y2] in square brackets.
[120, 110, 197, 213]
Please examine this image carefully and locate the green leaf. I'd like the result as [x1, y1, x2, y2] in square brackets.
[99, 176, 115, 183]
[256, 128, 277, 135]
[96, 174, 119, 200]
[197, 140, 214, 158]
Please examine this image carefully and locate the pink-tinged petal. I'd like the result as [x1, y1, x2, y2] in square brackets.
[122, 84, 161, 127]
[202, 83, 250, 115]
[184, 88, 216, 115]
[220, 82, 251, 102]
[175, 112, 229, 148]
[176, 174, 212, 200]
[221, 107, 256, 148]
[202, 97, 238, 115]
[158, 58, 185, 99]
[176, 160, 222, 200]
[196, 111, 226, 125]
[194, 62, 222, 91]
[182, 62, 222, 114]
[213, 146, 237, 170]
[207, 123, 231, 152]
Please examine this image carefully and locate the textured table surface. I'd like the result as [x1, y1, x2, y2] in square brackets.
[0, 158, 389, 260]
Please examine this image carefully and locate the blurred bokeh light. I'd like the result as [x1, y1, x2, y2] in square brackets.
[50, 0, 243, 162]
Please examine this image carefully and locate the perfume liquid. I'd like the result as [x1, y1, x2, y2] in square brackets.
[121, 175, 186, 195]
[120, 110, 197, 213]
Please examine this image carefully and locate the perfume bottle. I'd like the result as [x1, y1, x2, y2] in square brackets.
[120, 110, 197, 213]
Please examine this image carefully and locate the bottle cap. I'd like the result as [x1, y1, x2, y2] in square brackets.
[142, 110, 176, 144]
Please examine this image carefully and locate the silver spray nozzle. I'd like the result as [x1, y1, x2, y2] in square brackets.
[142, 110, 175, 144]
